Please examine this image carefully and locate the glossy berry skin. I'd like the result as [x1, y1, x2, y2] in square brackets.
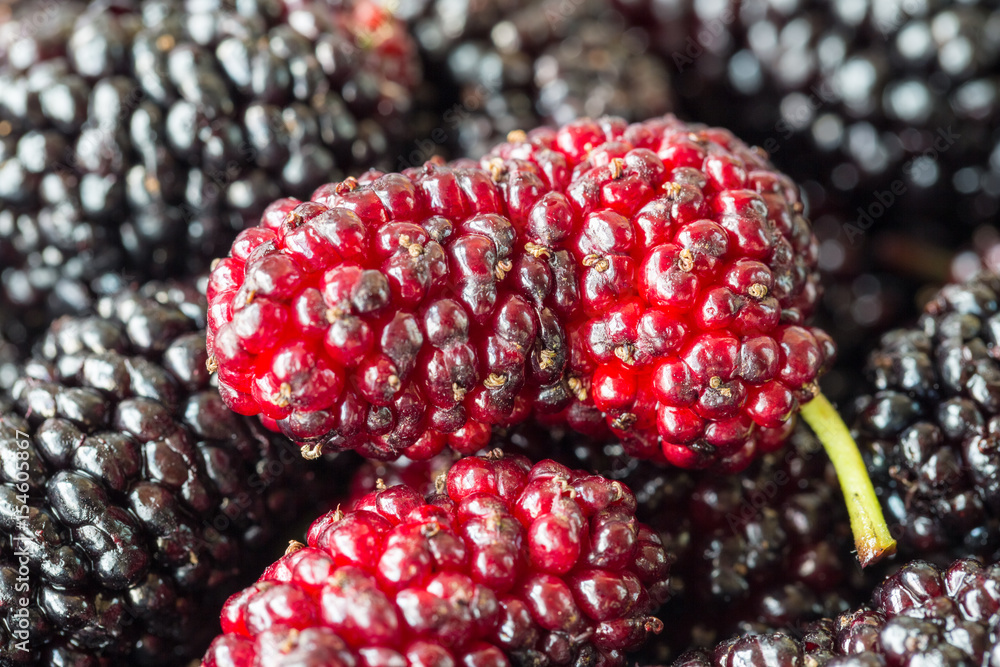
[439, 0, 673, 158]
[628, 425, 859, 656]
[852, 271, 1000, 563]
[672, 558, 1000, 667]
[344, 423, 860, 660]
[621, 0, 1000, 235]
[203, 453, 671, 667]
[0, 284, 339, 665]
[208, 115, 829, 470]
[0, 0, 421, 346]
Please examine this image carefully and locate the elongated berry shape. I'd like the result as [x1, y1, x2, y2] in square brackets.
[202, 452, 671, 667]
[854, 271, 1000, 559]
[207, 114, 830, 470]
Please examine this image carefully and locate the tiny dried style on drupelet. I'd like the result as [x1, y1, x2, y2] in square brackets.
[206, 114, 896, 566]
[203, 452, 671, 667]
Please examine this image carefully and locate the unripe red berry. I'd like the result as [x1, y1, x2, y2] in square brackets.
[208, 115, 829, 469]
[203, 453, 670, 666]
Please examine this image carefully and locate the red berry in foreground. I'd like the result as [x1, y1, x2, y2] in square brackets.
[207, 114, 831, 468]
[202, 453, 670, 667]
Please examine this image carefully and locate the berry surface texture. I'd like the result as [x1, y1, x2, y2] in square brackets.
[207, 115, 832, 472]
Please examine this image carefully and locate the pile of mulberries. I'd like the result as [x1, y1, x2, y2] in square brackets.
[0, 0, 422, 344]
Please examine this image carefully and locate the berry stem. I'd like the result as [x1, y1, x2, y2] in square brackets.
[800, 392, 896, 567]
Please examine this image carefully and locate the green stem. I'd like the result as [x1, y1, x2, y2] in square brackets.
[799, 392, 896, 567]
